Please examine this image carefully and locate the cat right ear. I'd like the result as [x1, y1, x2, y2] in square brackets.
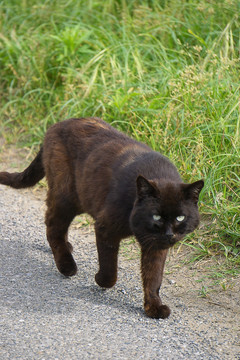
[136, 175, 158, 199]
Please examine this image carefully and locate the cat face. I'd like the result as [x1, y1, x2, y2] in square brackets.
[130, 176, 204, 250]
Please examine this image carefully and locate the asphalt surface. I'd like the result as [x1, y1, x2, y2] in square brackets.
[0, 186, 239, 360]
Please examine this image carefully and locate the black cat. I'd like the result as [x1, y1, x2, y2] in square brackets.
[0, 117, 204, 318]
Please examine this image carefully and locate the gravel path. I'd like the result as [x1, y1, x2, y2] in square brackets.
[0, 185, 239, 360]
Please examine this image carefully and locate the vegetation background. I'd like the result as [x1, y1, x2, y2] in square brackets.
[0, 0, 239, 270]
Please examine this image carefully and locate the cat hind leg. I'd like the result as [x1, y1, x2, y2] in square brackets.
[45, 194, 78, 277]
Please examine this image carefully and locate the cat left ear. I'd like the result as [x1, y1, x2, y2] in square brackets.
[136, 175, 158, 199]
[184, 180, 204, 203]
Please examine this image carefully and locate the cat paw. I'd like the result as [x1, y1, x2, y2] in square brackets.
[55, 252, 77, 277]
[95, 272, 117, 288]
[144, 303, 171, 319]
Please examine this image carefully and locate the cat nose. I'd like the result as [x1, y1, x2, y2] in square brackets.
[165, 227, 174, 240]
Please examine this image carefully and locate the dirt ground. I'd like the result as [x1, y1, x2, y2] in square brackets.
[1, 139, 240, 359]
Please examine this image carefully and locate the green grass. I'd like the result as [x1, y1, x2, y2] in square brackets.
[0, 0, 239, 268]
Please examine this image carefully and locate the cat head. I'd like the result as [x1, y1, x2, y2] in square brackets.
[130, 175, 204, 250]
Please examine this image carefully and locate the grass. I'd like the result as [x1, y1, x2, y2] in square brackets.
[0, 0, 239, 269]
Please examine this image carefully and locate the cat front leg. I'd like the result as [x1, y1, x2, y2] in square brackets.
[94, 223, 120, 288]
[141, 248, 170, 319]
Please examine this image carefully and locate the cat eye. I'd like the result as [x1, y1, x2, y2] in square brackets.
[153, 215, 161, 221]
[176, 215, 185, 222]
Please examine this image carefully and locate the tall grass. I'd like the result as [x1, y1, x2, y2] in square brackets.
[0, 0, 239, 264]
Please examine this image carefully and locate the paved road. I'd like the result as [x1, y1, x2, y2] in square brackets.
[0, 186, 239, 359]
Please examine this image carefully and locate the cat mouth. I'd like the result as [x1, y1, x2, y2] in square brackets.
[137, 234, 179, 250]
[159, 234, 180, 249]
[169, 237, 176, 245]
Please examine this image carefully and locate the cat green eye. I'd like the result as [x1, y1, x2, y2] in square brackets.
[153, 215, 161, 221]
[176, 215, 185, 222]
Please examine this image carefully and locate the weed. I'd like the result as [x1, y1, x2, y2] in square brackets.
[199, 285, 209, 298]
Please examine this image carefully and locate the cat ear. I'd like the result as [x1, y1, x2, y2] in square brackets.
[183, 180, 204, 203]
[136, 175, 158, 199]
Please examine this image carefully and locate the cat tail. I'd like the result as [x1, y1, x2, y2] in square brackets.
[0, 147, 45, 189]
